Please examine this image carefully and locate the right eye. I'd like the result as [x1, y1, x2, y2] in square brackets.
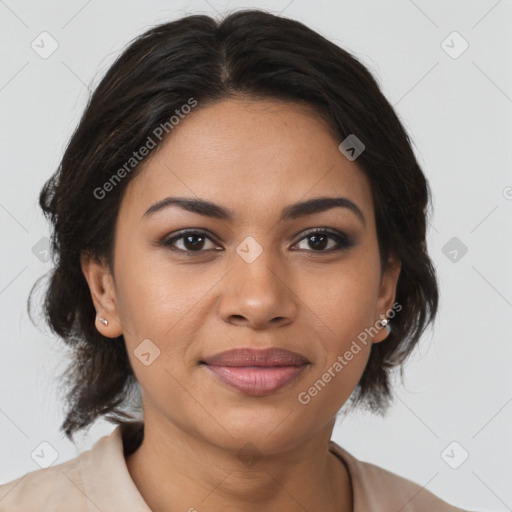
[161, 229, 223, 255]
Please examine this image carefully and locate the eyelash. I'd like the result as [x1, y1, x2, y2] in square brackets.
[160, 228, 354, 256]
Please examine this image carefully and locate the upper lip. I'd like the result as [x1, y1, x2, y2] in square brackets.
[201, 347, 310, 367]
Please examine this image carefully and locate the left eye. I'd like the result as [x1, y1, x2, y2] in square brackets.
[292, 229, 353, 252]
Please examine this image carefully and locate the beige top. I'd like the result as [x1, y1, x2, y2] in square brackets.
[0, 421, 471, 511]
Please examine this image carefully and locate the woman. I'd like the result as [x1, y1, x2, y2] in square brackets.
[0, 9, 472, 511]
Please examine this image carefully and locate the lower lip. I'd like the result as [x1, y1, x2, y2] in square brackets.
[204, 365, 308, 396]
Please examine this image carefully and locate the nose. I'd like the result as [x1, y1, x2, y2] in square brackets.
[217, 249, 298, 330]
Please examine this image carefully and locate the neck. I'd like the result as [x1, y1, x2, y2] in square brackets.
[125, 416, 353, 512]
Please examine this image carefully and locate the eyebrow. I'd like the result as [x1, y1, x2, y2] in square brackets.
[142, 196, 366, 227]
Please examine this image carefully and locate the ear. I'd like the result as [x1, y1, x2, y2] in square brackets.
[372, 255, 401, 343]
[80, 251, 123, 338]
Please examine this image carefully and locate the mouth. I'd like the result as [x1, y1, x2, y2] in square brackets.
[199, 347, 310, 396]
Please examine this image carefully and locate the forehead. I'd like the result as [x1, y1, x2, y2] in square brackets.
[119, 97, 374, 227]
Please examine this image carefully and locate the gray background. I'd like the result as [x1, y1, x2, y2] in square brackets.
[1, 1, 511, 510]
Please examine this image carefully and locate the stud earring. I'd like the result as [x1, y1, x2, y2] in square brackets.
[379, 317, 391, 333]
[99, 317, 109, 326]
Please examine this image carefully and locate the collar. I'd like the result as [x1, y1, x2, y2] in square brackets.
[78, 421, 150, 511]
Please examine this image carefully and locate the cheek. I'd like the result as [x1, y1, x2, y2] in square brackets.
[113, 246, 201, 340]
[297, 256, 381, 348]
[295, 347, 371, 425]
[290, 254, 380, 410]
[113, 255, 213, 393]
[295, 278, 376, 417]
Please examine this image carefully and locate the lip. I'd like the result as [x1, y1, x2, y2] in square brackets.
[201, 347, 310, 367]
[200, 348, 310, 396]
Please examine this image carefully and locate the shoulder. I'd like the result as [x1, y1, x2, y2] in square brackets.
[329, 441, 474, 512]
[0, 422, 147, 512]
[0, 454, 87, 511]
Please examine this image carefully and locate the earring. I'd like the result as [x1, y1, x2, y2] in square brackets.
[380, 317, 391, 332]
[99, 317, 109, 326]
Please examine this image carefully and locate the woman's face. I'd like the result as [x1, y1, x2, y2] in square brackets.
[83, 97, 400, 454]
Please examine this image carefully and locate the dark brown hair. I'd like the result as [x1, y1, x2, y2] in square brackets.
[28, 8, 438, 441]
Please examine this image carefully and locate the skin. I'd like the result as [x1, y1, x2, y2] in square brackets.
[81, 97, 401, 512]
